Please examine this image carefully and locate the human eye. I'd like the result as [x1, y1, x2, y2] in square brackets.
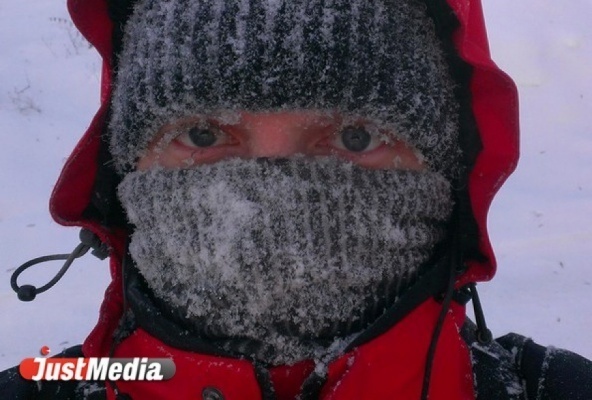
[330, 125, 384, 153]
[174, 122, 233, 149]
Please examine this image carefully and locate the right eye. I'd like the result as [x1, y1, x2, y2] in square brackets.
[175, 124, 232, 149]
[331, 125, 383, 153]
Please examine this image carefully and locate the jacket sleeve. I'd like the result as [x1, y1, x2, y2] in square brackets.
[497, 333, 592, 400]
[0, 345, 106, 400]
[0, 365, 37, 400]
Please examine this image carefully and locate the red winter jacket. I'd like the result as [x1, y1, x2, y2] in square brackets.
[48, 0, 519, 399]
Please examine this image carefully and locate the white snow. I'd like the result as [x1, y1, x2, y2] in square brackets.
[477, 0, 592, 361]
[0, 0, 590, 371]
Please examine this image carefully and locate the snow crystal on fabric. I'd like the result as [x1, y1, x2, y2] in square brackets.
[470, 341, 525, 399]
[109, 0, 460, 177]
[117, 157, 453, 365]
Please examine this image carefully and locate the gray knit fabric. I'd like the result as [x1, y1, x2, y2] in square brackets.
[117, 157, 454, 365]
[109, 0, 461, 177]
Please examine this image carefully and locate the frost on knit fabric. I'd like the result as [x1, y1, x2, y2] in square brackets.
[109, 0, 461, 177]
[117, 157, 454, 365]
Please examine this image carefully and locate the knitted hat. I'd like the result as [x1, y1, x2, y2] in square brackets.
[109, 0, 461, 176]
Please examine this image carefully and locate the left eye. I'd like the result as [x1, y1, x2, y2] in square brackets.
[176, 124, 230, 148]
[187, 127, 217, 147]
[332, 126, 382, 153]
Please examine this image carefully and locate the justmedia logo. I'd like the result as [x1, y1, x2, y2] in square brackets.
[19, 349, 175, 381]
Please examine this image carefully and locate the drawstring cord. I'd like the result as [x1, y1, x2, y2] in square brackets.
[420, 252, 459, 400]
[469, 282, 493, 344]
[419, 280, 492, 400]
[107, 238, 134, 400]
[10, 228, 109, 301]
[10, 227, 131, 399]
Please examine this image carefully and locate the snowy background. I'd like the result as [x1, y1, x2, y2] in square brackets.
[1, 1, 590, 369]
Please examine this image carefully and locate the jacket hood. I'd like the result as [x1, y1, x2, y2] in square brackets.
[53, 0, 519, 285]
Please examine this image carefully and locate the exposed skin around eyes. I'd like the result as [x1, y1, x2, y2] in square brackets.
[137, 111, 426, 171]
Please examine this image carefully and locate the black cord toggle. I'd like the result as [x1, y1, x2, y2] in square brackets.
[79, 228, 109, 260]
[10, 228, 108, 301]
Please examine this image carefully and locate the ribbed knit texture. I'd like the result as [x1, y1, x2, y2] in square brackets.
[109, 0, 461, 177]
[117, 157, 454, 365]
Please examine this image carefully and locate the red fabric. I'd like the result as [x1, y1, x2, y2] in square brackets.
[49, 0, 519, 398]
[270, 361, 315, 399]
[443, 0, 520, 284]
[108, 300, 473, 400]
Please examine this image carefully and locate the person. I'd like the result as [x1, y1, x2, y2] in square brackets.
[1, 0, 591, 399]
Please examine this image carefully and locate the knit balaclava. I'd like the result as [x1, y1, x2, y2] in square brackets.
[111, 0, 461, 365]
[118, 158, 454, 365]
[109, 0, 461, 177]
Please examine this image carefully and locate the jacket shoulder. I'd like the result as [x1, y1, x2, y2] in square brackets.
[0, 345, 106, 400]
[496, 332, 592, 400]
[463, 321, 592, 400]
